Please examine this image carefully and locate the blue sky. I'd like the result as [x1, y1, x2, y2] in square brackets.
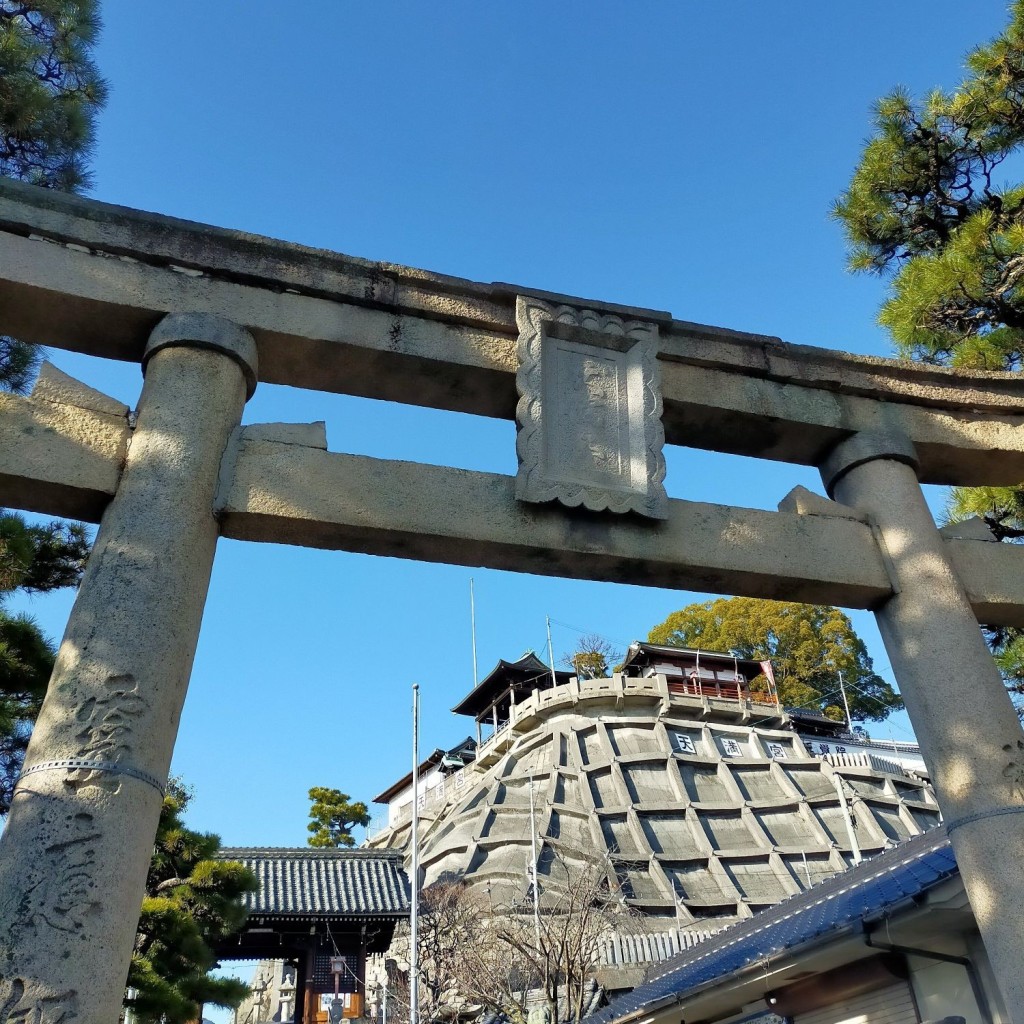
[9, 1, 1014, 850]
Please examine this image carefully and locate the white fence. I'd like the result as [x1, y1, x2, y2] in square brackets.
[598, 926, 718, 967]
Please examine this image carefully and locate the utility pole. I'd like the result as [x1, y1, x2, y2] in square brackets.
[410, 684, 420, 1024]
[837, 670, 853, 732]
[528, 775, 543, 948]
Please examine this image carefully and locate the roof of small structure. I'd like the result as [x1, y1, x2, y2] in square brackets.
[584, 829, 957, 1024]
[620, 642, 764, 678]
[218, 848, 410, 918]
[451, 651, 572, 717]
[373, 737, 477, 804]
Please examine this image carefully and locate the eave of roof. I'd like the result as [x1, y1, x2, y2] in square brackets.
[218, 847, 411, 918]
[451, 651, 570, 717]
[584, 828, 957, 1024]
[621, 642, 764, 677]
[372, 749, 446, 804]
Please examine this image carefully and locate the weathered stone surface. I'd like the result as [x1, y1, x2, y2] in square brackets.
[824, 439, 1024, 1016]
[371, 673, 939, 924]
[218, 439, 892, 608]
[820, 430, 919, 498]
[0, 371, 128, 520]
[938, 516, 997, 542]
[4, 176, 1024, 1014]
[5, 178, 1024, 486]
[146, 310, 259, 398]
[239, 421, 328, 448]
[777, 485, 865, 522]
[32, 360, 129, 417]
[515, 296, 667, 518]
[7, 407, 1024, 626]
[946, 531, 1024, 624]
[0, 318, 253, 1024]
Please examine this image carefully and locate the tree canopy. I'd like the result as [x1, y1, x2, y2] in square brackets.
[125, 780, 259, 1024]
[0, 512, 89, 812]
[648, 597, 902, 722]
[834, 1, 1024, 367]
[0, 0, 106, 797]
[834, 1, 1024, 706]
[0, 0, 107, 191]
[562, 633, 620, 680]
[307, 786, 370, 848]
[1, 0, 108, 390]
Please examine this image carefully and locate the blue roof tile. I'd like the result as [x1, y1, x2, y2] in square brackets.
[587, 831, 957, 1024]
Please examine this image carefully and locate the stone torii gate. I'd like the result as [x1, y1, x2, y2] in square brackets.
[2, 176, 1024, 1022]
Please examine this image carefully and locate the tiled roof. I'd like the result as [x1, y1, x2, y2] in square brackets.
[218, 848, 411, 918]
[585, 829, 957, 1024]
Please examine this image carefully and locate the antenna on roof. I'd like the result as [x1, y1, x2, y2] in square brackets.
[470, 578, 479, 685]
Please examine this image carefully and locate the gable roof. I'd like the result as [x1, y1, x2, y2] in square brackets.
[218, 848, 411, 919]
[620, 642, 764, 679]
[585, 829, 957, 1024]
[451, 651, 572, 717]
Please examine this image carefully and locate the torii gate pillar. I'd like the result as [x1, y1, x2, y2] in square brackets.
[0, 314, 257, 1023]
[823, 431, 1024, 1015]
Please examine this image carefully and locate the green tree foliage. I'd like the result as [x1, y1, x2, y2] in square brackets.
[0, 0, 105, 797]
[834, 2, 1024, 705]
[0, 0, 107, 190]
[0, 336, 41, 394]
[648, 597, 902, 722]
[125, 780, 259, 1024]
[834, 1, 1024, 365]
[0, 511, 89, 812]
[307, 786, 370, 848]
[1, 0, 108, 387]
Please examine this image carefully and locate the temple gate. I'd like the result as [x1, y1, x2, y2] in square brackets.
[2, 175, 1024, 1021]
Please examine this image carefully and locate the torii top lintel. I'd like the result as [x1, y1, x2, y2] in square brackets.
[2, 176, 1024, 487]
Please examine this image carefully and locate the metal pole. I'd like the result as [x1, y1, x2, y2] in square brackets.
[546, 616, 558, 686]
[410, 684, 420, 1024]
[528, 775, 542, 948]
[470, 578, 479, 686]
[831, 772, 862, 865]
[837, 671, 853, 732]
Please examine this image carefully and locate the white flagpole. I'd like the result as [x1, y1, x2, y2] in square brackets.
[410, 684, 420, 1024]
[470, 578, 479, 686]
[546, 616, 558, 686]
[528, 775, 542, 947]
[837, 670, 853, 732]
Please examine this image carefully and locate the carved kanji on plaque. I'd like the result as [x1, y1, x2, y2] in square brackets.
[515, 296, 667, 519]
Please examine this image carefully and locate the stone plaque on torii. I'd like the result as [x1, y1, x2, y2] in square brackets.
[1, 176, 1024, 1020]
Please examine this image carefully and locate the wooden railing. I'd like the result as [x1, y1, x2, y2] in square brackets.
[666, 677, 778, 707]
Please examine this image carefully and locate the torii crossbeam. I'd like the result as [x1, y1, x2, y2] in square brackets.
[2, 176, 1024, 1021]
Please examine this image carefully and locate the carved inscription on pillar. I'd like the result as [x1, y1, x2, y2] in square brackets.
[515, 296, 667, 519]
[0, 979, 78, 1023]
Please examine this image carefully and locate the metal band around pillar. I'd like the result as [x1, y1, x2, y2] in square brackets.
[17, 758, 166, 796]
[945, 804, 1024, 833]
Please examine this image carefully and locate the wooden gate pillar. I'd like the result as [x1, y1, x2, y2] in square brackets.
[0, 313, 256, 1024]
[822, 431, 1024, 1021]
